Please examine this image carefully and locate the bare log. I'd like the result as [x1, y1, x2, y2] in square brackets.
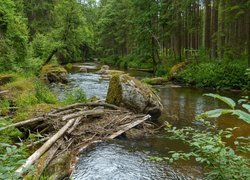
[16, 118, 76, 176]
[107, 115, 151, 139]
[0, 117, 45, 131]
[62, 109, 104, 121]
[50, 102, 120, 115]
[67, 117, 82, 134]
[0, 90, 9, 95]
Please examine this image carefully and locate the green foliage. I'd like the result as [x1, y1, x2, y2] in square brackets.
[197, 94, 250, 124]
[165, 122, 250, 179]
[34, 82, 58, 104]
[160, 94, 250, 179]
[0, 0, 28, 72]
[0, 117, 28, 178]
[0, 142, 28, 179]
[174, 62, 249, 90]
[61, 88, 87, 105]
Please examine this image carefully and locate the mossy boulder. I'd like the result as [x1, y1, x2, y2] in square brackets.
[45, 152, 71, 180]
[106, 74, 163, 119]
[41, 64, 68, 84]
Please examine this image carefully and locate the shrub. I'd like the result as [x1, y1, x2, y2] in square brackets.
[174, 62, 249, 90]
[61, 89, 87, 105]
[157, 94, 250, 179]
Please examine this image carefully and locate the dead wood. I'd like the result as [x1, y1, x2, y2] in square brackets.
[50, 102, 120, 115]
[16, 118, 76, 176]
[107, 115, 151, 139]
[27, 137, 50, 148]
[0, 117, 45, 131]
[62, 109, 104, 121]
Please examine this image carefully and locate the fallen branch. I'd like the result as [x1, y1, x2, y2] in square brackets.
[0, 117, 45, 131]
[27, 137, 50, 148]
[62, 109, 104, 121]
[50, 102, 120, 115]
[107, 115, 151, 139]
[16, 118, 76, 176]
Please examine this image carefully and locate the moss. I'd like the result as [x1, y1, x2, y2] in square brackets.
[106, 74, 123, 106]
[14, 103, 58, 123]
[169, 61, 191, 77]
[41, 64, 67, 75]
[142, 77, 169, 85]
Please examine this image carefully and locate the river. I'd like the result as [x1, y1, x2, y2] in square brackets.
[50, 64, 249, 180]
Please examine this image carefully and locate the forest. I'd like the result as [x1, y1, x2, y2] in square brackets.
[0, 0, 249, 179]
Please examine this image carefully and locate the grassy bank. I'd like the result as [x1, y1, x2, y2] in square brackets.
[0, 72, 87, 177]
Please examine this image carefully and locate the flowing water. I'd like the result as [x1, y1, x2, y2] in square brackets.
[51, 64, 249, 179]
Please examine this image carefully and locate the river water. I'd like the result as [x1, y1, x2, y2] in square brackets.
[51, 65, 249, 180]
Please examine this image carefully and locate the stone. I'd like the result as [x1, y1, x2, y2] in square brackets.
[97, 65, 110, 74]
[79, 67, 88, 73]
[45, 152, 71, 180]
[41, 64, 68, 84]
[106, 74, 163, 119]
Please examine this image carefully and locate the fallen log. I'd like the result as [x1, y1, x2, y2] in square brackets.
[62, 109, 104, 121]
[15, 118, 76, 176]
[107, 115, 151, 139]
[0, 90, 9, 95]
[0, 117, 45, 131]
[50, 102, 119, 115]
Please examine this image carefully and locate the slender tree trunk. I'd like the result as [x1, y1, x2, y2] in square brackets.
[217, 0, 225, 60]
[203, 0, 211, 59]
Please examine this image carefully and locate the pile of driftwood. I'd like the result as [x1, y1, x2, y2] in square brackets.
[1, 102, 153, 178]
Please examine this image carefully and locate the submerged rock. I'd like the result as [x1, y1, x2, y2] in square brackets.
[106, 74, 163, 119]
[40, 64, 68, 84]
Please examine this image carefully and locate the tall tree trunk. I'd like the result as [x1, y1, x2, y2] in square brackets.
[217, 0, 225, 60]
[203, 0, 211, 59]
[211, 0, 218, 59]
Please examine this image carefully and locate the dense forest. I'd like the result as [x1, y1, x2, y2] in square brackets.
[0, 0, 249, 88]
[0, 0, 250, 179]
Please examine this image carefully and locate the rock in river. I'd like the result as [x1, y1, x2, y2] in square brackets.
[40, 64, 68, 84]
[106, 74, 163, 119]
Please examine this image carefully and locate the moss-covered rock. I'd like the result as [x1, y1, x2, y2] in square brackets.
[40, 64, 68, 84]
[106, 75, 123, 106]
[45, 152, 71, 180]
[106, 74, 163, 119]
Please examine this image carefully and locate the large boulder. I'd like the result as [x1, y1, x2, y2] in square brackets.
[40, 64, 68, 84]
[106, 74, 163, 119]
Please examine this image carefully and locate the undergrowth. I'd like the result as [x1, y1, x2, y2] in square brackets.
[174, 62, 249, 90]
